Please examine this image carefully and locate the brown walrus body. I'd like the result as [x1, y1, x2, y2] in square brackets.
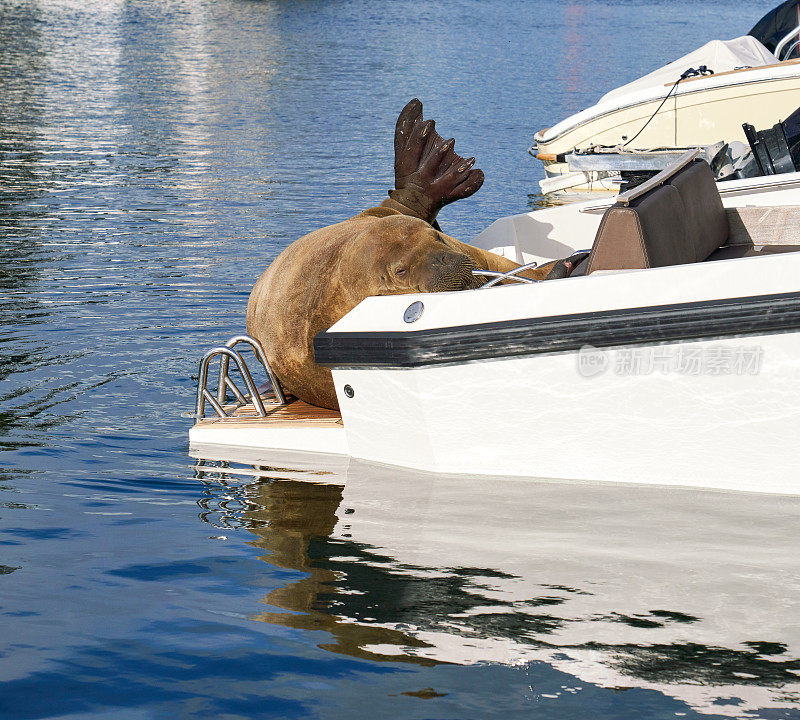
[246, 206, 551, 410]
[246, 99, 575, 410]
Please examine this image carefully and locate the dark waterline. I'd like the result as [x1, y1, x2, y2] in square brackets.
[2, 1, 798, 718]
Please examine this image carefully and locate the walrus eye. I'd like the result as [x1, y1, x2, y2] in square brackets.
[394, 267, 407, 277]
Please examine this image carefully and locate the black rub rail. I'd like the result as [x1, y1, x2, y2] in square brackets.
[314, 291, 800, 368]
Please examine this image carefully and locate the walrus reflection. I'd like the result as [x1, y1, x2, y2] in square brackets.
[241, 478, 435, 664]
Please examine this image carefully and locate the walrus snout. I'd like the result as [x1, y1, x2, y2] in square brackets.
[424, 250, 479, 292]
[429, 250, 464, 267]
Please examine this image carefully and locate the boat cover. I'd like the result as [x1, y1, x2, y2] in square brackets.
[599, 36, 778, 104]
[749, 0, 800, 55]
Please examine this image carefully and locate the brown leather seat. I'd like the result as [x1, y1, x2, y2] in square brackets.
[584, 160, 729, 274]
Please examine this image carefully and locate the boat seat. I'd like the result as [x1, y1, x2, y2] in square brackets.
[581, 156, 729, 275]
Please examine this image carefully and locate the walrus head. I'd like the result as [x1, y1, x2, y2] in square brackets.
[339, 214, 481, 298]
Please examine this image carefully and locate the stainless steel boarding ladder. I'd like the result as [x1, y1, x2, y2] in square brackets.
[194, 335, 286, 420]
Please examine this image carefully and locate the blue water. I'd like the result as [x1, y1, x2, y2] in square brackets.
[2, 1, 799, 718]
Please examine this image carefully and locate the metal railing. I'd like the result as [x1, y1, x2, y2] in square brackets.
[473, 261, 541, 288]
[776, 24, 800, 61]
[473, 250, 591, 287]
[783, 38, 800, 61]
[194, 334, 285, 420]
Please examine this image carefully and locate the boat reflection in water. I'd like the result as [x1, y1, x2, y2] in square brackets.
[193, 451, 800, 716]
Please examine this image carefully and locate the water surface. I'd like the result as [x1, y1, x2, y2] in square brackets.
[2, 1, 798, 718]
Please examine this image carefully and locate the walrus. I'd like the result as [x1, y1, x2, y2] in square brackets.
[247, 100, 583, 410]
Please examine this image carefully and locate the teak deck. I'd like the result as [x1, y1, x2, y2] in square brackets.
[195, 392, 342, 430]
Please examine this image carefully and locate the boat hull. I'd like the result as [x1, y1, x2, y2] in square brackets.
[329, 332, 797, 492]
[319, 252, 800, 494]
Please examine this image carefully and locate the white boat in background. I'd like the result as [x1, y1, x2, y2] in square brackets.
[533, 2, 800, 196]
[537, 109, 800, 199]
[190, 152, 800, 495]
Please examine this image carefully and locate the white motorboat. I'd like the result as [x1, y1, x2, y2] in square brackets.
[189, 152, 800, 495]
[533, 2, 800, 196]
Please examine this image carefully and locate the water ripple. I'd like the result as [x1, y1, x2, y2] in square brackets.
[1, 0, 795, 718]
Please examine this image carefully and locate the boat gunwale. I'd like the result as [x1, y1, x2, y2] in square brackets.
[535, 66, 800, 145]
[662, 57, 800, 86]
[315, 291, 800, 368]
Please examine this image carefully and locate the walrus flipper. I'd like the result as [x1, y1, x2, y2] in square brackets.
[386, 98, 484, 225]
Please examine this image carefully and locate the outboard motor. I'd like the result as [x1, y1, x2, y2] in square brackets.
[742, 105, 800, 175]
[784, 104, 800, 166]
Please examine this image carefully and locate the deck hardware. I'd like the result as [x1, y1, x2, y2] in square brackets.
[616, 149, 700, 205]
[776, 23, 800, 60]
[785, 39, 800, 60]
[195, 334, 286, 420]
[403, 301, 424, 323]
[343, 384, 355, 398]
[219, 335, 286, 405]
[473, 261, 540, 288]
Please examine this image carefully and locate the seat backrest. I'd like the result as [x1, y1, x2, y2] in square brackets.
[585, 158, 729, 274]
